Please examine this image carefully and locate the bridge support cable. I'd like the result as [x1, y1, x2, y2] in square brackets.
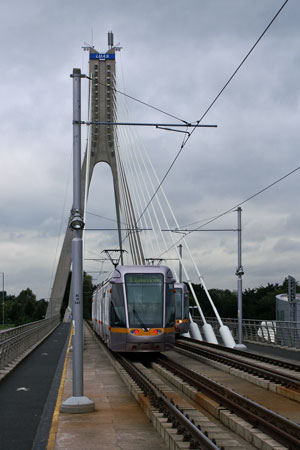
[140, 138, 235, 347]
[116, 113, 154, 261]
[111, 74, 125, 266]
[115, 146, 145, 265]
[116, 94, 175, 266]
[117, 127, 154, 261]
[115, 101, 207, 341]
[133, 124, 232, 344]
[122, 165, 144, 265]
[116, 158, 137, 264]
[116, 95, 236, 346]
[109, 71, 146, 267]
[82, 74, 94, 258]
[122, 139, 206, 340]
[116, 95, 181, 278]
[116, 99, 165, 263]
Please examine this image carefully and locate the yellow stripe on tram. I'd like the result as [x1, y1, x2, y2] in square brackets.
[110, 327, 175, 335]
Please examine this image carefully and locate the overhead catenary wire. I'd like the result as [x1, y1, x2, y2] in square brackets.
[135, 0, 289, 225]
[116, 106, 154, 261]
[85, 75, 188, 125]
[115, 135, 145, 265]
[117, 92, 179, 274]
[191, 164, 300, 231]
[116, 94, 212, 328]
[159, 163, 300, 257]
[117, 93, 173, 268]
[86, 210, 127, 226]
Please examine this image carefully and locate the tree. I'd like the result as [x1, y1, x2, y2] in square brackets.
[59, 271, 95, 320]
[83, 273, 94, 319]
[188, 278, 298, 321]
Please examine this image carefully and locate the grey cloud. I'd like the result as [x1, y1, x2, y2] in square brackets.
[1, 0, 299, 298]
[273, 238, 300, 253]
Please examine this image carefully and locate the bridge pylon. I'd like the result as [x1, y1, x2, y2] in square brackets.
[46, 39, 144, 319]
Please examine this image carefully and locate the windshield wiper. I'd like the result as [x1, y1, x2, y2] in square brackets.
[132, 308, 148, 332]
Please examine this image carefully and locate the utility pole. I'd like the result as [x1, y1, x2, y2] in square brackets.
[61, 68, 95, 413]
[235, 207, 247, 350]
[178, 244, 183, 283]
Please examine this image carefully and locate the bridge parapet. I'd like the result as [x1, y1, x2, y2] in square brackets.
[0, 315, 60, 373]
[192, 315, 300, 350]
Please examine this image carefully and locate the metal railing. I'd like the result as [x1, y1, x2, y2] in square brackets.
[0, 315, 60, 370]
[191, 315, 300, 349]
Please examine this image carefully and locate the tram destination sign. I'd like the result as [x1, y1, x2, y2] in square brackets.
[126, 274, 163, 284]
[90, 53, 115, 60]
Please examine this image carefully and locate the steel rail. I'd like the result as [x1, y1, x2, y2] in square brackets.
[116, 354, 221, 450]
[180, 337, 300, 372]
[85, 320, 221, 449]
[175, 340, 300, 391]
[157, 357, 300, 450]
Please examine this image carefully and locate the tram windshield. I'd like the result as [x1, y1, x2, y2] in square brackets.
[175, 288, 182, 319]
[125, 273, 163, 328]
[110, 284, 126, 327]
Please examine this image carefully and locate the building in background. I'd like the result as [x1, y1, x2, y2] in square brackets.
[276, 275, 300, 347]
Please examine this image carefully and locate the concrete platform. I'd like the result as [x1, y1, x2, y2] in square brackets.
[49, 323, 168, 450]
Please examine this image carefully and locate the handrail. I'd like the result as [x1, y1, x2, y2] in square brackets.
[191, 315, 300, 349]
[0, 315, 61, 370]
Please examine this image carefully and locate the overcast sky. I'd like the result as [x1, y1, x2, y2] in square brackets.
[1, 0, 299, 300]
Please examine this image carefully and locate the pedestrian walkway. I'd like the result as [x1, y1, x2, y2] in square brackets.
[49, 323, 168, 450]
[0, 323, 70, 450]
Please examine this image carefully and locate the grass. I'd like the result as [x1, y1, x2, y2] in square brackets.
[0, 324, 14, 330]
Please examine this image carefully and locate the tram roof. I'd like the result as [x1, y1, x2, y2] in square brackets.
[111, 265, 175, 282]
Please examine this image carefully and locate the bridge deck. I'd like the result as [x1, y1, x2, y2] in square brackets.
[1, 321, 299, 450]
[49, 322, 168, 450]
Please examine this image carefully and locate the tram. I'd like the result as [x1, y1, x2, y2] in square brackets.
[174, 282, 190, 334]
[92, 265, 176, 352]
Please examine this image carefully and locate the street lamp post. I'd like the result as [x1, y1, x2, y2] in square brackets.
[235, 207, 247, 350]
[61, 68, 94, 414]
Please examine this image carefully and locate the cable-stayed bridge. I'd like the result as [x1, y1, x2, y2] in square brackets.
[2, 27, 300, 450]
[46, 36, 236, 348]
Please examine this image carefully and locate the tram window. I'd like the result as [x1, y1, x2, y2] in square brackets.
[110, 284, 126, 327]
[125, 273, 163, 328]
[165, 284, 175, 327]
[184, 293, 189, 319]
[175, 288, 182, 319]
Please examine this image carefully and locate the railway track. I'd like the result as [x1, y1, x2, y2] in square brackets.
[175, 338, 300, 399]
[117, 354, 221, 450]
[183, 338, 300, 373]
[178, 337, 300, 373]
[88, 323, 244, 448]
[89, 322, 300, 449]
[155, 355, 300, 450]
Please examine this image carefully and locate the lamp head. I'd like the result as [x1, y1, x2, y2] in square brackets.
[70, 212, 84, 230]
